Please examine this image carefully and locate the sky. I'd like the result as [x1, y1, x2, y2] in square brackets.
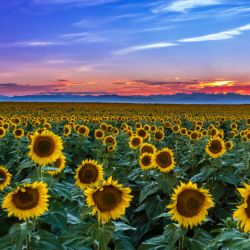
[0, 0, 250, 96]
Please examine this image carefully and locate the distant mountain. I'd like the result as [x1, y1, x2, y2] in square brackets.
[0, 93, 249, 104]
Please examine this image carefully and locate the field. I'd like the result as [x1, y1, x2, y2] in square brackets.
[0, 102, 250, 250]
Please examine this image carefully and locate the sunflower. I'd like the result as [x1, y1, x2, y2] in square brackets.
[0, 127, 6, 138]
[205, 137, 225, 158]
[28, 130, 63, 165]
[225, 140, 233, 151]
[233, 183, 250, 233]
[103, 135, 116, 146]
[106, 145, 116, 153]
[154, 130, 164, 141]
[75, 159, 104, 190]
[129, 135, 142, 149]
[46, 154, 66, 176]
[136, 128, 148, 139]
[139, 153, 154, 170]
[13, 128, 24, 139]
[154, 148, 175, 173]
[2, 181, 49, 220]
[0, 166, 12, 191]
[140, 143, 156, 155]
[167, 181, 214, 228]
[63, 125, 72, 137]
[94, 129, 104, 140]
[85, 177, 133, 223]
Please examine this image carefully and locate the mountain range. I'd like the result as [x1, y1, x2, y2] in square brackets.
[0, 93, 249, 104]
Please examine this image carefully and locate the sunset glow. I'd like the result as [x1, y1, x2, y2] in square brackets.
[0, 0, 249, 97]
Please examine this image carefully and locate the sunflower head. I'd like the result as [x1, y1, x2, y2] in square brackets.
[46, 154, 66, 176]
[103, 135, 116, 145]
[129, 135, 142, 149]
[154, 130, 164, 141]
[63, 125, 72, 136]
[205, 137, 225, 158]
[2, 181, 49, 220]
[140, 143, 156, 155]
[85, 177, 133, 223]
[94, 129, 104, 140]
[167, 181, 214, 228]
[75, 159, 104, 189]
[136, 128, 148, 139]
[154, 148, 175, 173]
[139, 153, 155, 170]
[233, 183, 250, 233]
[0, 127, 6, 138]
[28, 130, 63, 166]
[13, 128, 24, 139]
[0, 166, 12, 191]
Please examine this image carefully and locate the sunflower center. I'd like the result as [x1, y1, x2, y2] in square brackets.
[78, 164, 98, 184]
[93, 186, 122, 212]
[155, 131, 163, 139]
[245, 196, 250, 218]
[132, 138, 140, 146]
[13, 188, 39, 210]
[33, 136, 55, 157]
[209, 140, 222, 154]
[105, 137, 114, 144]
[15, 129, 22, 136]
[96, 131, 103, 137]
[0, 169, 7, 184]
[156, 151, 172, 168]
[138, 129, 146, 138]
[142, 155, 151, 166]
[64, 128, 69, 134]
[177, 190, 204, 217]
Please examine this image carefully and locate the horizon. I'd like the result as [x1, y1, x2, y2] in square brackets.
[0, 0, 250, 97]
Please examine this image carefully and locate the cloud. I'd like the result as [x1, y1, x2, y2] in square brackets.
[113, 42, 178, 55]
[32, 0, 119, 7]
[60, 32, 107, 43]
[153, 0, 222, 13]
[134, 79, 198, 86]
[0, 40, 61, 48]
[0, 83, 65, 96]
[179, 23, 250, 42]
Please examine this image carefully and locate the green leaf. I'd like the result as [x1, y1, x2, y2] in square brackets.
[31, 230, 64, 250]
[139, 182, 158, 204]
[91, 221, 116, 250]
[9, 223, 32, 250]
[138, 235, 168, 250]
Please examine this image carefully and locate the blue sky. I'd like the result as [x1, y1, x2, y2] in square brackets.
[0, 0, 250, 96]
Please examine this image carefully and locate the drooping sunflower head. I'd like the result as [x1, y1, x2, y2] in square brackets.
[13, 128, 25, 139]
[140, 143, 156, 155]
[233, 183, 250, 233]
[2, 181, 49, 220]
[75, 159, 104, 189]
[154, 148, 175, 173]
[28, 130, 63, 166]
[205, 137, 225, 158]
[129, 135, 142, 149]
[94, 129, 104, 140]
[46, 154, 66, 176]
[139, 153, 155, 171]
[0, 127, 6, 138]
[85, 177, 133, 223]
[167, 181, 214, 229]
[0, 166, 12, 191]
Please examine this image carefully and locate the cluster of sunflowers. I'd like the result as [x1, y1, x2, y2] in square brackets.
[0, 103, 250, 249]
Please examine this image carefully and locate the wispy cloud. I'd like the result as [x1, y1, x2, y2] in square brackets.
[0, 40, 61, 48]
[33, 0, 119, 7]
[60, 32, 107, 42]
[153, 0, 222, 13]
[113, 42, 178, 55]
[179, 23, 250, 42]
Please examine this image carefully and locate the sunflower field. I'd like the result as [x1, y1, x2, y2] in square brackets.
[0, 102, 250, 250]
